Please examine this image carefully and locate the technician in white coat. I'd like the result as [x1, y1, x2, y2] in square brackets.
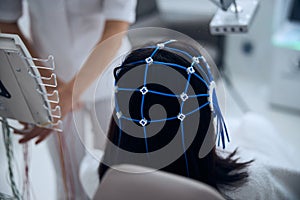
[0, 0, 137, 199]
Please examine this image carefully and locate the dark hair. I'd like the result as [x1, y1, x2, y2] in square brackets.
[99, 45, 252, 193]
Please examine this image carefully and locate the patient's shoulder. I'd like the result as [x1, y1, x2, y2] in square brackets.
[221, 161, 299, 200]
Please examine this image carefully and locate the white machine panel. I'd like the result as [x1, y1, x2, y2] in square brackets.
[0, 33, 62, 130]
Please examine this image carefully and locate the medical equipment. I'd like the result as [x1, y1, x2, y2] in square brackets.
[114, 40, 228, 147]
[0, 33, 62, 131]
[210, 0, 259, 34]
[270, 0, 300, 111]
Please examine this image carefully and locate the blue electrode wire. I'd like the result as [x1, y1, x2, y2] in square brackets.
[181, 122, 190, 177]
[120, 116, 140, 123]
[189, 94, 209, 98]
[143, 126, 149, 155]
[153, 61, 186, 70]
[148, 116, 178, 123]
[180, 64, 193, 113]
[117, 88, 139, 92]
[117, 87, 208, 99]
[179, 63, 193, 176]
[212, 89, 230, 149]
[194, 60, 210, 83]
[163, 46, 210, 83]
[114, 92, 123, 147]
[113, 40, 229, 175]
[127, 60, 145, 66]
[185, 102, 210, 116]
[119, 102, 210, 124]
[148, 90, 179, 98]
[118, 59, 210, 89]
[147, 61, 209, 89]
[140, 45, 161, 153]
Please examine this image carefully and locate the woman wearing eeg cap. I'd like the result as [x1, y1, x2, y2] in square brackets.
[96, 37, 300, 199]
[98, 39, 252, 198]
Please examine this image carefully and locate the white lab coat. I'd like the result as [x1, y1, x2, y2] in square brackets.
[0, 0, 136, 199]
[0, 0, 136, 101]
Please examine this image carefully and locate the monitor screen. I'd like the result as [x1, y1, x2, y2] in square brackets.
[289, 0, 300, 22]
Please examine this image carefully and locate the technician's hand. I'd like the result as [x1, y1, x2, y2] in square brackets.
[15, 124, 53, 144]
[14, 81, 82, 144]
